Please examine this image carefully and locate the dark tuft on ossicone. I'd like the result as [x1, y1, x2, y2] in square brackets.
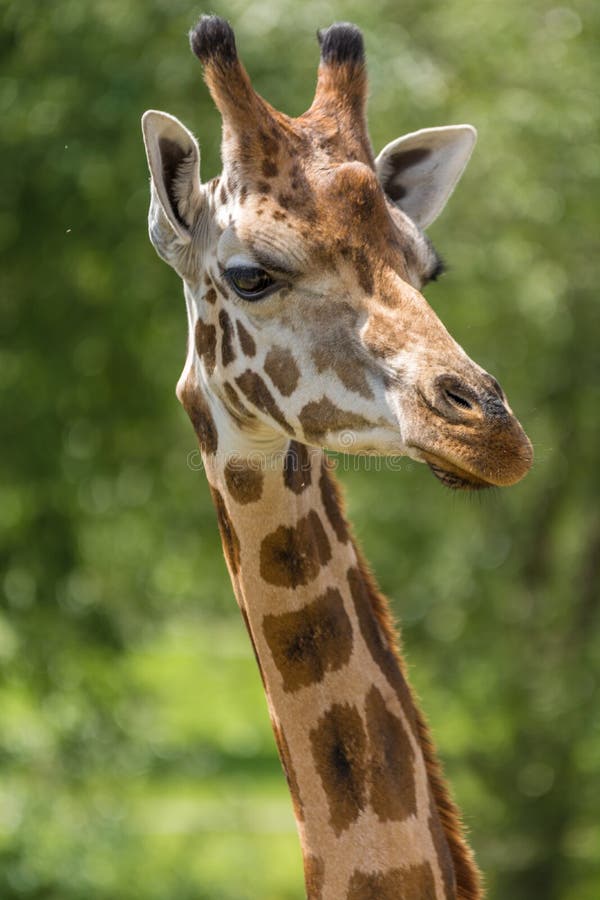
[189, 15, 237, 64]
[317, 22, 365, 66]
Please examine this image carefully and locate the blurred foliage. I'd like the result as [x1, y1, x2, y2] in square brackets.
[1, 0, 599, 897]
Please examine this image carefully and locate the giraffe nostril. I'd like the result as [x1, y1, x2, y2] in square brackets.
[443, 388, 473, 411]
[434, 376, 478, 417]
[434, 374, 511, 422]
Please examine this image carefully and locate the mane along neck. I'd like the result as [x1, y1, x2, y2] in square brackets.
[200, 439, 481, 900]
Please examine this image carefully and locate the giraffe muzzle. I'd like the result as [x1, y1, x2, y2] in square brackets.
[409, 372, 533, 489]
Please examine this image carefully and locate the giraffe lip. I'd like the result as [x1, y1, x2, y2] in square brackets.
[412, 448, 492, 491]
[426, 461, 490, 491]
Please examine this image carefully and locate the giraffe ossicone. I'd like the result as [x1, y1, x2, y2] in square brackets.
[142, 15, 532, 899]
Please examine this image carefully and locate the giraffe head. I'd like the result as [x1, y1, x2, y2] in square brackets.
[142, 17, 533, 489]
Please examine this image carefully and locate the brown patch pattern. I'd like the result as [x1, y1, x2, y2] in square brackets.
[311, 330, 374, 400]
[224, 460, 263, 505]
[264, 345, 300, 397]
[319, 460, 350, 544]
[283, 440, 312, 494]
[223, 382, 242, 408]
[195, 318, 217, 375]
[236, 369, 293, 434]
[366, 685, 417, 821]
[338, 362, 374, 400]
[310, 702, 367, 836]
[298, 396, 374, 441]
[261, 157, 279, 178]
[263, 587, 353, 692]
[219, 309, 236, 366]
[204, 286, 217, 304]
[222, 381, 253, 422]
[258, 127, 279, 156]
[236, 319, 256, 357]
[335, 360, 374, 400]
[260, 510, 331, 588]
[275, 162, 317, 221]
[347, 862, 436, 900]
[210, 487, 241, 575]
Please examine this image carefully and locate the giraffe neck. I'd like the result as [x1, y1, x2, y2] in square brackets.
[199, 437, 480, 900]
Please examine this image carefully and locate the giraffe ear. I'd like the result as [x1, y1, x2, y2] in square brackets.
[375, 125, 477, 229]
[142, 110, 204, 244]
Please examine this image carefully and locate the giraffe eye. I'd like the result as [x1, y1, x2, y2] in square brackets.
[225, 266, 276, 300]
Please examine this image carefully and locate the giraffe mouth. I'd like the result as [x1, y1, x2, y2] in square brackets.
[426, 461, 490, 491]
[413, 449, 492, 491]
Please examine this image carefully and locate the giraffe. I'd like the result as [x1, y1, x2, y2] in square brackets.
[141, 16, 533, 900]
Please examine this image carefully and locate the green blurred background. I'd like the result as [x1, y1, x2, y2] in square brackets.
[2, 0, 599, 897]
